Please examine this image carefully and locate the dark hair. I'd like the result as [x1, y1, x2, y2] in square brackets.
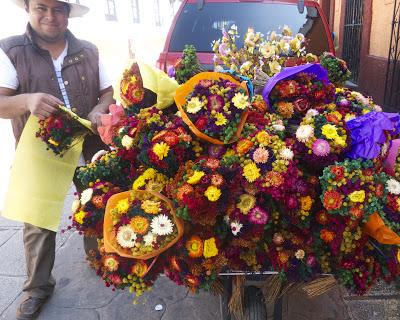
[24, 0, 71, 15]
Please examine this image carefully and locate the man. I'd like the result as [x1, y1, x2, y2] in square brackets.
[0, 1, 114, 319]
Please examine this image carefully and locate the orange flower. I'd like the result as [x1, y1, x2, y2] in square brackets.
[170, 256, 182, 272]
[131, 261, 148, 278]
[264, 171, 284, 187]
[375, 184, 384, 198]
[130, 216, 150, 235]
[278, 251, 290, 265]
[236, 139, 254, 155]
[322, 190, 343, 210]
[320, 229, 335, 243]
[204, 158, 220, 170]
[103, 255, 119, 272]
[330, 166, 344, 181]
[91, 195, 104, 209]
[316, 210, 329, 225]
[276, 101, 294, 119]
[349, 205, 363, 219]
[186, 236, 204, 258]
[185, 274, 200, 290]
[211, 174, 224, 187]
[176, 183, 194, 201]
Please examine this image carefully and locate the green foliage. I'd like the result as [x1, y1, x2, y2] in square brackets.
[175, 45, 204, 84]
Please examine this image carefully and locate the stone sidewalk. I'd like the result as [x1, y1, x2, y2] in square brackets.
[0, 188, 399, 320]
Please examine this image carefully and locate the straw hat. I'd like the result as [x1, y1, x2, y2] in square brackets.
[11, 0, 89, 18]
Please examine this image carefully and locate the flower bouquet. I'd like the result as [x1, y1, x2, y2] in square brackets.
[320, 52, 351, 86]
[36, 105, 93, 156]
[175, 72, 249, 144]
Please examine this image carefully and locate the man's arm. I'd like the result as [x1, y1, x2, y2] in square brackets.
[87, 86, 115, 132]
[0, 87, 62, 120]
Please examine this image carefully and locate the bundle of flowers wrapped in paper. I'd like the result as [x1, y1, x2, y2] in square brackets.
[36, 105, 93, 156]
[66, 26, 400, 305]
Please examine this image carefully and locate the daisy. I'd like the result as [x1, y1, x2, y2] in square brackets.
[121, 135, 134, 149]
[232, 92, 249, 110]
[230, 221, 243, 236]
[186, 97, 203, 114]
[296, 125, 314, 143]
[279, 147, 294, 160]
[116, 225, 137, 248]
[151, 214, 174, 236]
[80, 188, 93, 205]
[143, 232, 157, 247]
[386, 178, 400, 195]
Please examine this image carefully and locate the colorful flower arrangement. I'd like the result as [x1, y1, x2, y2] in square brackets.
[36, 105, 92, 156]
[68, 26, 400, 303]
[319, 52, 351, 86]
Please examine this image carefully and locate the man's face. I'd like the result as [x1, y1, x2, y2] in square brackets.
[25, 0, 69, 43]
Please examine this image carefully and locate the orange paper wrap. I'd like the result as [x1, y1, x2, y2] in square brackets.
[174, 72, 249, 145]
[363, 212, 400, 245]
[104, 190, 184, 259]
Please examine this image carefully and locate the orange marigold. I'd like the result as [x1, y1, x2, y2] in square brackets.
[322, 190, 343, 210]
[236, 139, 254, 155]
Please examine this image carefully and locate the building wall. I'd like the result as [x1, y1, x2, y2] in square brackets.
[369, 0, 394, 58]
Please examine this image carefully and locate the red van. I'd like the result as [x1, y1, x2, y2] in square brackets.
[157, 0, 334, 72]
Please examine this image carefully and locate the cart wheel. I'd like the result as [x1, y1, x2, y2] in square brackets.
[243, 286, 267, 320]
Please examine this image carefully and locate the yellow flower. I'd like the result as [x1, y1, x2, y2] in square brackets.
[282, 25, 293, 36]
[290, 37, 301, 52]
[186, 97, 203, 114]
[141, 200, 161, 214]
[103, 255, 119, 272]
[203, 237, 218, 258]
[260, 43, 275, 59]
[153, 142, 170, 160]
[329, 111, 343, 120]
[214, 112, 227, 126]
[187, 171, 205, 185]
[48, 138, 59, 146]
[348, 190, 365, 203]
[204, 186, 222, 202]
[74, 210, 86, 225]
[334, 137, 347, 147]
[243, 162, 261, 182]
[397, 248, 400, 264]
[362, 109, 371, 114]
[232, 92, 249, 110]
[300, 196, 313, 211]
[269, 60, 282, 74]
[345, 113, 356, 122]
[142, 168, 157, 180]
[116, 198, 130, 214]
[237, 194, 256, 214]
[256, 131, 271, 146]
[121, 135, 134, 149]
[321, 124, 339, 140]
[132, 176, 146, 190]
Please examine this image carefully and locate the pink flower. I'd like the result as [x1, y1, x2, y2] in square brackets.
[253, 147, 269, 164]
[248, 206, 269, 225]
[207, 94, 224, 112]
[312, 139, 331, 156]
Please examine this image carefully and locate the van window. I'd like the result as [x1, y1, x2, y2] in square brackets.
[169, 3, 330, 55]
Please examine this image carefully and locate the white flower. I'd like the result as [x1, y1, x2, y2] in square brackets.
[232, 92, 249, 110]
[151, 214, 174, 236]
[305, 109, 319, 119]
[386, 178, 400, 195]
[223, 215, 230, 224]
[121, 135, 134, 149]
[143, 232, 157, 247]
[116, 225, 137, 248]
[80, 188, 93, 205]
[230, 220, 243, 236]
[71, 199, 81, 213]
[296, 125, 314, 143]
[272, 124, 285, 132]
[91, 150, 108, 163]
[280, 147, 294, 161]
[295, 249, 305, 260]
[381, 143, 389, 157]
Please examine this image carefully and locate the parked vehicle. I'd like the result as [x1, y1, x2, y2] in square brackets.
[157, 0, 334, 72]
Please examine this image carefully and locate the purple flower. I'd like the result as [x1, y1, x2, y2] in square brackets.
[207, 94, 225, 112]
[167, 65, 175, 78]
[208, 145, 226, 158]
[248, 206, 269, 225]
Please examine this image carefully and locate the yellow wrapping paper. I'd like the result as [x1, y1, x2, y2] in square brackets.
[1, 116, 83, 231]
[363, 212, 400, 245]
[114, 60, 179, 110]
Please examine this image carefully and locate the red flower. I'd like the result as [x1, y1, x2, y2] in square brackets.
[195, 117, 208, 130]
[320, 229, 335, 243]
[323, 190, 343, 210]
[330, 166, 344, 181]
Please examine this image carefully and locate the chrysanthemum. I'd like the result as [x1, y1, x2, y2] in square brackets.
[236, 139, 254, 154]
[204, 185, 222, 202]
[186, 97, 203, 114]
[386, 178, 400, 195]
[211, 174, 224, 187]
[116, 225, 137, 248]
[74, 210, 86, 225]
[272, 124, 285, 132]
[116, 198, 130, 214]
[214, 112, 228, 126]
[176, 183, 194, 201]
[312, 139, 331, 156]
[320, 229, 335, 243]
[300, 196, 313, 211]
[152, 142, 170, 160]
[264, 171, 284, 187]
[276, 101, 294, 118]
[121, 135, 134, 149]
[322, 190, 343, 211]
[321, 124, 339, 140]
[248, 206, 269, 225]
[237, 194, 256, 214]
[151, 214, 174, 236]
[187, 171, 205, 185]
[253, 147, 270, 164]
[131, 261, 148, 277]
[80, 188, 93, 205]
[296, 125, 314, 143]
[203, 237, 218, 258]
[256, 131, 271, 146]
[348, 190, 366, 203]
[295, 249, 305, 260]
[141, 200, 161, 214]
[232, 92, 249, 110]
[130, 216, 150, 235]
[305, 108, 319, 119]
[143, 232, 156, 247]
[243, 161, 261, 182]
[186, 235, 204, 258]
[103, 255, 119, 272]
[279, 147, 294, 160]
[230, 220, 243, 236]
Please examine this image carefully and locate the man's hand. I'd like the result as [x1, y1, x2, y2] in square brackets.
[87, 111, 103, 133]
[25, 93, 64, 120]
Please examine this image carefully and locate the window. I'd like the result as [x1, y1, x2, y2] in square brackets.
[131, 0, 140, 23]
[154, 0, 161, 26]
[342, 0, 364, 84]
[105, 0, 117, 21]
